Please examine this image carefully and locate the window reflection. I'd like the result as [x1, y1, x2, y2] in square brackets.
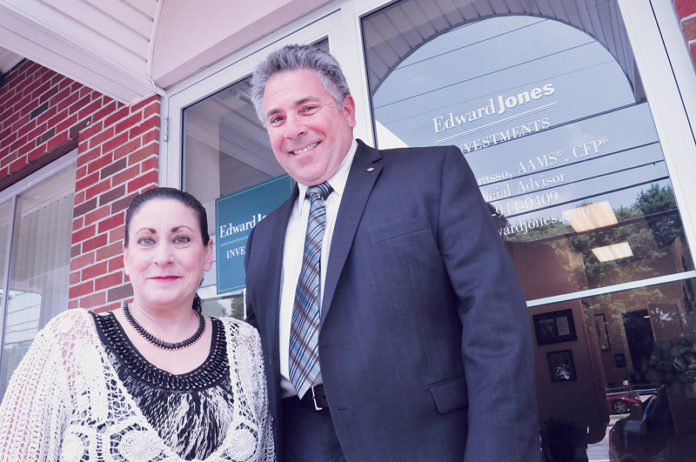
[505, 175, 693, 298]
[364, 10, 693, 301]
[362, 1, 696, 460]
[183, 76, 278, 204]
[182, 39, 329, 306]
[182, 76, 278, 296]
[533, 279, 696, 460]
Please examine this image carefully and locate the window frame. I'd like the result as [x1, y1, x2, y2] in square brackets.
[0, 149, 77, 390]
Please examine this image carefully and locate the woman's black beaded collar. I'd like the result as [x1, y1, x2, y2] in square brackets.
[123, 304, 205, 350]
[93, 312, 230, 391]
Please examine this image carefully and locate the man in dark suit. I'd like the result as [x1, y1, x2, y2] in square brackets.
[244, 44, 541, 462]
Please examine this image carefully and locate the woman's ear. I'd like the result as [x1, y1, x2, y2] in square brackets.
[122, 243, 129, 277]
[204, 239, 214, 271]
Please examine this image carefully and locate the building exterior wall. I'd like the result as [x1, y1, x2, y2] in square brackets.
[676, 0, 696, 65]
[0, 60, 160, 313]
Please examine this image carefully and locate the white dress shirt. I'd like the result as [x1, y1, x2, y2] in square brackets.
[278, 140, 358, 398]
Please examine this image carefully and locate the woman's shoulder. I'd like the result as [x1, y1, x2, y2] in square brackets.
[214, 315, 249, 328]
[216, 316, 257, 334]
[22, 309, 97, 359]
[215, 316, 260, 347]
[42, 308, 97, 342]
[44, 307, 92, 329]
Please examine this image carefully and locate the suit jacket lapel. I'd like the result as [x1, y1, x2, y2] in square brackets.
[321, 141, 382, 326]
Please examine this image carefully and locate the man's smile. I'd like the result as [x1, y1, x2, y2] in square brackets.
[292, 142, 320, 155]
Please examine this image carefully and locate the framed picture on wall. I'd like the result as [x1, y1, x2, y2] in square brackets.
[533, 309, 577, 345]
[547, 349, 577, 382]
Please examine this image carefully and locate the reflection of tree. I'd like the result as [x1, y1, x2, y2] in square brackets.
[558, 184, 691, 387]
[637, 184, 683, 249]
[497, 183, 691, 301]
[230, 296, 245, 319]
[636, 338, 696, 392]
[202, 295, 245, 320]
[567, 185, 685, 287]
[499, 184, 688, 287]
[568, 214, 652, 284]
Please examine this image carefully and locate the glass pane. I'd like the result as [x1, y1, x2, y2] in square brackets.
[0, 202, 12, 338]
[0, 166, 75, 398]
[362, 2, 696, 461]
[183, 39, 329, 305]
[183, 76, 281, 301]
[362, 1, 693, 302]
[201, 294, 245, 320]
[533, 279, 696, 460]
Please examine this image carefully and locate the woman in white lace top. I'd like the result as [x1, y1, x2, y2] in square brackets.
[0, 187, 275, 461]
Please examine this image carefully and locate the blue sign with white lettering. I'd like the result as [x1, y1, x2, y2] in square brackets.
[215, 175, 294, 293]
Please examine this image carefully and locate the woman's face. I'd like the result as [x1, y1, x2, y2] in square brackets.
[124, 198, 213, 311]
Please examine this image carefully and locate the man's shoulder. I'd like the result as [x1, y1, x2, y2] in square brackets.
[356, 142, 462, 175]
[359, 140, 459, 162]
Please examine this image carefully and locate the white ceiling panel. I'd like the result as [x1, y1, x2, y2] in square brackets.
[82, 0, 157, 36]
[0, 0, 159, 102]
[122, 0, 159, 18]
[2, 0, 150, 70]
[0, 3, 155, 102]
[0, 0, 329, 103]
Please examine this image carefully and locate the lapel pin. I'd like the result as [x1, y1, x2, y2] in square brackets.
[366, 167, 375, 172]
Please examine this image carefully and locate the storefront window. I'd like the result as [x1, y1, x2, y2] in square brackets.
[0, 162, 76, 399]
[363, 0, 696, 458]
[532, 278, 696, 459]
[182, 75, 280, 317]
[182, 40, 329, 317]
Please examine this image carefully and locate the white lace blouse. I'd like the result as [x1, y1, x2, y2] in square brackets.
[0, 309, 275, 461]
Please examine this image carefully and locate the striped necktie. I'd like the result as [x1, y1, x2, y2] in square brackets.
[289, 181, 332, 398]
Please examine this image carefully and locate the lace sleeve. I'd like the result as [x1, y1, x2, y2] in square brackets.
[0, 319, 71, 461]
[250, 326, 276, 460]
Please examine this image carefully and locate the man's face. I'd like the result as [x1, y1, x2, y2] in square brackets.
[262, 68, 356, 186]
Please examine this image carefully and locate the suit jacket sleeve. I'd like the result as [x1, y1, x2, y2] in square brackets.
[438, 147, 540, 461]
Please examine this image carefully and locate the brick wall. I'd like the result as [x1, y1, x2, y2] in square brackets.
[0, 61, 83, 179]
[0, 60, 160, 312]
[676, 0, 696, 65]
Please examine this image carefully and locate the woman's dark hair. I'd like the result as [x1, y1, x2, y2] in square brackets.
[124, 187, 210, 248]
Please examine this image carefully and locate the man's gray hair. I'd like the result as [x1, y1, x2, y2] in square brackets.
[251, 44, 351, 124]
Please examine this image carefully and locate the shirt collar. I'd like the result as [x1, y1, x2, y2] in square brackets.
[296, 139, 357, 208]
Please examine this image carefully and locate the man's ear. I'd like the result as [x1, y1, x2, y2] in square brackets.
[342, 94, 357, 129]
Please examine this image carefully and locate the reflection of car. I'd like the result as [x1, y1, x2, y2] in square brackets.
[609, 393, 696, 462]
[607, 394, 642, 414]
